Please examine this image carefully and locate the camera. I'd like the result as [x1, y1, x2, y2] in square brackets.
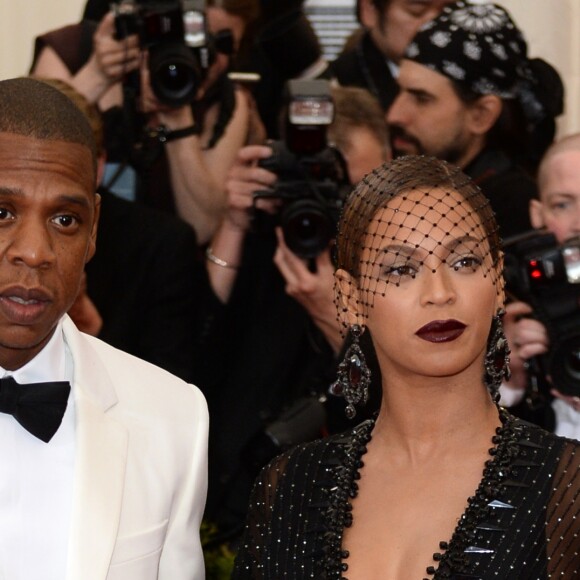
[503, 229, 580, 397]
[253, 79, 351, 259]
[113, 0, 230, 107]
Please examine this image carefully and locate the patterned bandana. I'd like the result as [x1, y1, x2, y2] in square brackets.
[404, 1, 545, 122]
[334, 155, 503, 328]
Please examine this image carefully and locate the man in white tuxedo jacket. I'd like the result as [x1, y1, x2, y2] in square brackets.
[0, 78, 208, 580]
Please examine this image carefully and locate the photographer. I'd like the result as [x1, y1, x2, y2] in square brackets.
[195, 82, 389, 541]
[30, 0, 261, 245]
[502, 133, 580, 439]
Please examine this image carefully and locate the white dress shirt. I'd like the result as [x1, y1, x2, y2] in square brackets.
[0, 320, 76, 580]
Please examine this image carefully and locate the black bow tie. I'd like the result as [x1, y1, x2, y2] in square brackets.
[0, 376, 71, 443]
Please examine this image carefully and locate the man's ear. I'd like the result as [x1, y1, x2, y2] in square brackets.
[86, 193, 101, 264]
[359, 0, 379, 28]
[334, 268, 365, 328]
[96, 155, 106, 187]
[466, 94, 503, 136]
[529, 198, 546, 229]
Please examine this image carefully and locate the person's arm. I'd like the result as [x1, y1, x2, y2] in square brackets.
[232, 452, 291, 579]
[31, 12, 139, 108]
[67, 271, 103, 336]
[156, 89, 252, 244]
[206, 145, 277, 303]
[273, 228, 343, 354]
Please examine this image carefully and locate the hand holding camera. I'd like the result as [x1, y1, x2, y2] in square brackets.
[223, 144, 279, 233]
[252, 79, 351, 259]
[504, 230, 580, 397]
[112, 0, 234, 108]
[273, 228, 343, 353]
[92, 11, 141, 86]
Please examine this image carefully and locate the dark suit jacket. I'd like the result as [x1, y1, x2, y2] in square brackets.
[465, 148, 537, 240]
[328, 30, 399, 112]
[86, 189, 205, 383]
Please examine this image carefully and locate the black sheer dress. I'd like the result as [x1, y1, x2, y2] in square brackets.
[233, 411, 580, 579]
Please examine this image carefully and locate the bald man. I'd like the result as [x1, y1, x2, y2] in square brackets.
[502, 133, 580, 440]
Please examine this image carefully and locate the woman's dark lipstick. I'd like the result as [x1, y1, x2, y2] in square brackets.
[416, 320, 466, 343]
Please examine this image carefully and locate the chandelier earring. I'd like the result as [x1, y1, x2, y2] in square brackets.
[331, 324, 371, 419]
[484, 308, 511, 403]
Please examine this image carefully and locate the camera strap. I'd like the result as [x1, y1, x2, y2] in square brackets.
[146, 124, 201, 144]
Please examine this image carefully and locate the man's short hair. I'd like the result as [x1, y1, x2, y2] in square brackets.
[538, 133, 580, 192]
[329, 85, 389, 159]
[36, 78, 105, 157]
[370, 0, 389, 12]
[0, 77, 97, 173]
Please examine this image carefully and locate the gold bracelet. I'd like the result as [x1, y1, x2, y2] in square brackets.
[205, 247, 239, 269]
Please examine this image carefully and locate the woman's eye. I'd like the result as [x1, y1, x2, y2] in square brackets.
[452, 256, 482, 271]
[383, 264, 416, 278]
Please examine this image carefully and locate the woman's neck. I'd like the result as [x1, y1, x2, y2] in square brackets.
[372, 373, 501, 464]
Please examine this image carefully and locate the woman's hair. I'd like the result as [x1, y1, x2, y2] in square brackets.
[335, 155, 502, 279]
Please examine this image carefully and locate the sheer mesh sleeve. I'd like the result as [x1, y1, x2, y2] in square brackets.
[232, 452, 291, 579]
[546, 439, 580, 577]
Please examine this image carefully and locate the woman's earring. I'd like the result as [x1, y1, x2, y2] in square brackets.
[331, 324, 371, 419]
[484, 309, 511, 402]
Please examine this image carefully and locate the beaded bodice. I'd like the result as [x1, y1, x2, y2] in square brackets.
[234, 413, 580, 579]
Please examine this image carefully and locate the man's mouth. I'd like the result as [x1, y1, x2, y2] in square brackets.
[0, 286, 52, 324]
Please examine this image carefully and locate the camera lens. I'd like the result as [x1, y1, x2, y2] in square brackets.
[148, 42, 201, 107]
[281, 199, 334, 258]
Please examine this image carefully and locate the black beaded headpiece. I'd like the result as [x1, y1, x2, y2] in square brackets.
[405, 1, 545, 123]
[334, 155, 504, 328]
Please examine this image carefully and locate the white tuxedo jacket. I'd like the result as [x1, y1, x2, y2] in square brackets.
[61, 316, 208, 580]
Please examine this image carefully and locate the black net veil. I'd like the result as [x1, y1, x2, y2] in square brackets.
[334, 156, 504, 331]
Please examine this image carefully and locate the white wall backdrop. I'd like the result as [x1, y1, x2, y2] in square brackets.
[0, 3, 85, 79]
[501, 0, 580, 137]
[0, 1, 579, 134]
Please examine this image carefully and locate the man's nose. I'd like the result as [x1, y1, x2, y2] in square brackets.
[386, 94, 408, 127]
[6, 219, 55, 269]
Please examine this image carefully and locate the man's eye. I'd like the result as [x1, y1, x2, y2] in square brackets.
[53, 215, 77, 228]
[552, 202, 571, 211]
[0, 208, 14, 220]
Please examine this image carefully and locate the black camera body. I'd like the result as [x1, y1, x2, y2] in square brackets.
[503, 229, 580, 396]
[254, 79, 351, 259]
[113, 0, 214, 107]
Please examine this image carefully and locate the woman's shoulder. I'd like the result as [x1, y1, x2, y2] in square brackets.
[511, 415, 580, 478]
[262, 419, 375, 483]
[513, 414, 580, 447]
